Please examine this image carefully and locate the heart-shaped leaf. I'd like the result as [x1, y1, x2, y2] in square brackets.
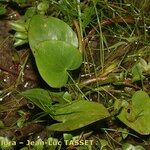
[118, 90, 150, 135]
[28, 15, 82, 88]
[47, 100, 110, 131]
[34, 40, 82, 88]
[28, 15, 78, 52]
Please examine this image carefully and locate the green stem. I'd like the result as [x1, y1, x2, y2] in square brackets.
[67, 72, 89, 100]
[76, 0, 84, 53]
[15, 54, 29, 87]
[93, 0, 104, 72]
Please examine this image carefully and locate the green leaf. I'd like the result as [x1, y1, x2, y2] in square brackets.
[28, 15, 78, 51]
[34, 41, 82, 88]
[27, 15, 82, 88]
[14, 32, 28, 40]
[63, 133, 73, 141]
[20, 88, 53, 113]
[9, 20, 26, 32]
[37, 1, 49, 15]
[21, 88, 109, 131]
[17, 117, 25, 128]
[131, 64, 144, 81]
[47, 100, 110, 131]
[122, 143, 145, 150]
[14, 39, 28, 47]
[118, 90, 150, 135]
[0, 120, 4, 128]
[135, 146, 145, 150]
[20, 88, 71, 113]
[0, 6, 6, 15]
[0, 137, 12, 149]
[131, 58, 150, 81]
[25, 7, 36, 19]
[99, 139, 109, 150]
[34, 138, 44, 150]
[46, 137, 59, 150]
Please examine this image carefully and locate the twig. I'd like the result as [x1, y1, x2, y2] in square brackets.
[80, 73, 140, 90]
[73, 20, 84, 53]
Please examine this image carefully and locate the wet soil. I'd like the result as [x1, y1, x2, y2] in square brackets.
[0, 16, 49, 144]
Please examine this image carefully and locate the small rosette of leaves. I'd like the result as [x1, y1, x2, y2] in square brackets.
[130, 58, 150, 81]
[9, 20, 28, 47]
[117, 90, 150, 135]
